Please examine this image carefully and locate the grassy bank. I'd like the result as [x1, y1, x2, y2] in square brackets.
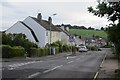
[69, 29, 107, 39]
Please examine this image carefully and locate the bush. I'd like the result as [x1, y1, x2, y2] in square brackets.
[55, 47, 59, 54]
[2, 45, 25, 58]
[62, 45, 71, 52]
[44, 48, 50, 55]
[30, 48, 50, 57]
[1, 45, 12, 58]
[11, 46, 25, 57]
[90, 46, 98, 51]
[115, 69, 120, 79]
[87, 45, 100, 51]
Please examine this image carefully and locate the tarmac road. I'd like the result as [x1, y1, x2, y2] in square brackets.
[2, 48, 108, 79]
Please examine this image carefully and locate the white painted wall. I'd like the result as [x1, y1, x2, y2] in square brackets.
[46, 31, 61, 45]
[6, 21, 36, 42]
[23, 17, 46, 47]
[51, 31, 61, 43]
[60, 32, 70, 45]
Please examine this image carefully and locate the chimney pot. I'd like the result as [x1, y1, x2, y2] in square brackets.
[37, 13, 42, 22]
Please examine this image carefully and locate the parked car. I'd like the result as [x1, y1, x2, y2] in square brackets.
[79, 45, 88, 52]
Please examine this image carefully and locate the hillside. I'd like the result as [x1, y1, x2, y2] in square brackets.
[69, 29, 107, 39]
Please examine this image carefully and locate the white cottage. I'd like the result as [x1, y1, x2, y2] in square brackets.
[6, 13, 61, 47]
[55, 26, 72, 46]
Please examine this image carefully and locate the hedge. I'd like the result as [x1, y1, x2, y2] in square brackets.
[62, 45, 71, 52]
[1, 45, 70, 58]
[55, 47, 59, 54]
[30, 48, 50, 57]
[30, 47, 61, 57]
[1, 45, 25, 58]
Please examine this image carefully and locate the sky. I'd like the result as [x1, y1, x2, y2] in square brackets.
[1, 0, 111, 31]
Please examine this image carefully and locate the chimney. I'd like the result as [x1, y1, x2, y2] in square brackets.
[37, 13, 42, 22]
[66, 27, 69, 31]
[48, 17, 52, 25]
[60, 26, 65, 30]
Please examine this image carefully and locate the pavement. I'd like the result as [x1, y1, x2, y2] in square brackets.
[97, 49, 119, 79]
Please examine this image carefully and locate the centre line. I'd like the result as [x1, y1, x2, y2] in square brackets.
[76, 58, 80, 60]
[67, 61, 74, 64]
[28, 72, 41, 78]
[43, 65, 63, 74]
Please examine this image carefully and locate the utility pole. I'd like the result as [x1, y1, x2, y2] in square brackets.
[49, 14, 57, 55]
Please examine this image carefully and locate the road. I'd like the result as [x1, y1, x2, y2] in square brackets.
[2, 48, 109, 79]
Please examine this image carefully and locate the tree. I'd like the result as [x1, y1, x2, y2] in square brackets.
[88, 27, 94, 30]
[79, 35, 81, 39]
[88, 1, 120, 57]
[2, 33, 12, 45]
[101, 27, 104, 30]
[2, 33, 38, 53]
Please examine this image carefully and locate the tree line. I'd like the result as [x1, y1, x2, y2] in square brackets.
[57, 24, 105, 30]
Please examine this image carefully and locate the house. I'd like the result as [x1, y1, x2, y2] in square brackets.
[56, 26, 70, 45]
[58, 26, 77, 46]
[6, 13, 61, 47]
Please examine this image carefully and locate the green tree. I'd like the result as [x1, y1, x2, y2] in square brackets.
[101, 27, 104, 30]
[2, 33, 12, 45]
[2, 33, 38, 54]
[88, 1, 120, 57]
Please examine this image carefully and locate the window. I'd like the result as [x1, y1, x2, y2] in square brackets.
[46, 31, 48, 36]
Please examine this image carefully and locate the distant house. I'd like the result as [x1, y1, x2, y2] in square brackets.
[58, 26, 71, 45]
[6, 13, 61, 47]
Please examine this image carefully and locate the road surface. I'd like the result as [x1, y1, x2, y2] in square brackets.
[2, 48, 109, 79]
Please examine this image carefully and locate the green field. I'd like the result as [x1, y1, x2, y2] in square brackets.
[69, 29, 107, 39]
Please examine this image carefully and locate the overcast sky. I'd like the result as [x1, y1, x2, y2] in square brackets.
[1, 0, 111, 31]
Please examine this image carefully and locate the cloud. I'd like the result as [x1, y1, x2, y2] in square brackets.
[1, 1, 110, 31]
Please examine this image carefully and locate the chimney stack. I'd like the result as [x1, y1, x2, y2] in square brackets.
[48, 17, 52, 25]
[37, 13, 42, 22]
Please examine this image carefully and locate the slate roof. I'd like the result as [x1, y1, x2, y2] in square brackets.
[31, 17, 61, 32]
[56, 26, 71, 36]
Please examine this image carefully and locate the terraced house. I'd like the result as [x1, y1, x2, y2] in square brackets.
[6, 13, 62, 47]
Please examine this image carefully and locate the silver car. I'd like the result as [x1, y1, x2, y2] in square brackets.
[79, 46, 88, 52]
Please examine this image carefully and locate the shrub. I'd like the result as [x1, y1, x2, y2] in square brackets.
[29, 48, 38, 57]
[55, 47, 59, 54]
[30, 48, 50, 57]
[44, 48, 50, 55]
[115, 69, 120, 79]
[1, 45, 12, 58]
[11, 46, 25, 57]
[62, 45, 70, 52]
[2, 45, 25, 58]
[90, 46, 98, 51]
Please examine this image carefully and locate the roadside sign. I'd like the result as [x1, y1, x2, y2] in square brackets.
[69, 35, 75, 42]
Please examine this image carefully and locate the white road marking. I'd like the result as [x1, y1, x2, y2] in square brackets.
[81, 56, 84, 58]
[93, 52, 107, 80]
[8, 61, 42, 70]
[43, 65, 63, 74]
[66, 56, 76, 59]
[67, 61, 74, 64]
[100, 53, 107, 68]
[93, 72, 99, 80]
[28, 72, 41, 78]
[51, 65, 63, 70]
[43, 69, 52, 73]
[76, 58, 80, 60]
[8, 67, 14, 70]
